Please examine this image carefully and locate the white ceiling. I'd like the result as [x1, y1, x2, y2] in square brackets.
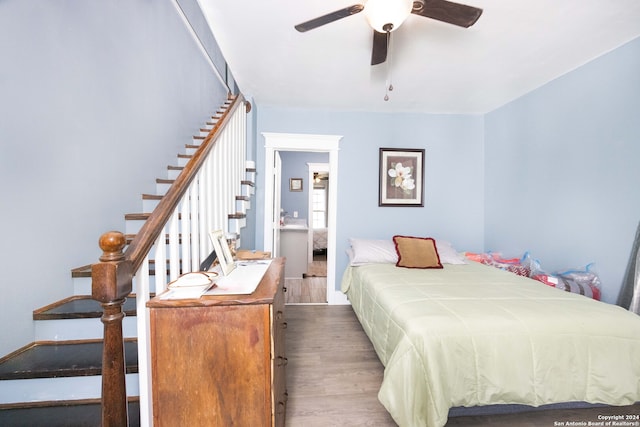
[199, 0, 640, 114]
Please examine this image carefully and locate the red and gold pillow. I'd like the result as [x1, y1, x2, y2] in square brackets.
[393, 235, 443, 269]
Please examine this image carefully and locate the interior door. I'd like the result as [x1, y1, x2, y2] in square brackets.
[272, 151, 282, 257]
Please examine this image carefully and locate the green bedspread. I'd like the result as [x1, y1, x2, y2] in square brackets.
[341, 262, 640, 427]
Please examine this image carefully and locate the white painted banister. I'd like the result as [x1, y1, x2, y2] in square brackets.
[92, 94, 249, 427]
[136, 96, 247, 426]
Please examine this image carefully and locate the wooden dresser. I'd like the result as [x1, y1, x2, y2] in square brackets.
[147, 258, 287, 426]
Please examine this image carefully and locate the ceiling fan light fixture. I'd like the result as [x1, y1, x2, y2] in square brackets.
[364, 0, 413, 33]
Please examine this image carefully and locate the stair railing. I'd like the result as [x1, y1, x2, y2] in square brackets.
[91, 93, 248, 427]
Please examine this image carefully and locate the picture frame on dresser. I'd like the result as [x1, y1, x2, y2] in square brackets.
[379, 148, 425, 207]
[210, 229, 236, 275]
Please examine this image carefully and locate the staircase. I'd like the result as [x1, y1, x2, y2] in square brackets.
[0, 95, 253, 426]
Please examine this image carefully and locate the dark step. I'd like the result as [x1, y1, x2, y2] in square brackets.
[141, 194, 163, 200]
[126, 211, 246, 222]
[125, 233, 184, 245]
[33, 295, 137, 320]
[125, 212, 188, 221]
[71, 257, 181, 281]
[156, 178, 175, 185]
[0, 398, 140, 427]
[71, 265, 92, 279]
[124, 212, 151, 221]
[0, 340, 138, 380]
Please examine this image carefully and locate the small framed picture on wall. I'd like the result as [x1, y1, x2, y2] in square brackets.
[289, 178, 303, 192]
[379, 148, 425, 207]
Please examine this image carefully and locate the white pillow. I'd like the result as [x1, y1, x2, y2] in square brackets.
[347, 237, 467, 266]
[347, 238, 397, 265]
[435, 240, 467, 265]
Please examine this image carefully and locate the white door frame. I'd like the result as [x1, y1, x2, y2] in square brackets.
[262, 132, 344, 304]
[272, 151, 282, 257]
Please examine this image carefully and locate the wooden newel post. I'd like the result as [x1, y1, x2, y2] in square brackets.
[92, 231, 133, 427]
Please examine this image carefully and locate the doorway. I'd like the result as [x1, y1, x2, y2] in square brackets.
[307, 162, 329, 265]
[262, 132, 343, 304]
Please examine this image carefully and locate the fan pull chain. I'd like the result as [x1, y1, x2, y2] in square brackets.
[384, 31, 393, 101]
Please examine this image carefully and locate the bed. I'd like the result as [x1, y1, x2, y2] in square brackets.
[341, 238, 640, 427]
[313, 227, 328, 251]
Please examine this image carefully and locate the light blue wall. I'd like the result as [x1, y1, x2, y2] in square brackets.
[255, 110, 486, 289]
[279, 151, 330, 222]
[254, 38, 640, 301]
[484, 37, 640, 303]
[0, 0, 228, 355]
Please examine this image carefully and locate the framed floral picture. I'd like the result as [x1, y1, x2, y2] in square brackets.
[379, 148, 425, 207]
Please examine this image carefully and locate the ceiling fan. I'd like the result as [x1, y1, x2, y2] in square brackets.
[294, 0, 482, 65]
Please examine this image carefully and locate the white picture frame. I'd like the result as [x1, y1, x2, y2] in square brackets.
[209, 230, 236, 276]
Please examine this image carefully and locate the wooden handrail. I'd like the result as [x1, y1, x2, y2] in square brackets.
[125, 93, 244, 273]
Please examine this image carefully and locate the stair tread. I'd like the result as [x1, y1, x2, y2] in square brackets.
[71, 265, 92, 278]
[0, 341, 138, 380]
[142, 194, 163, 200]
[71, 259, 171, 279]
[0, 399, 140, 427]
[124, 213, 151, 220]
[34, 296, 137, 320]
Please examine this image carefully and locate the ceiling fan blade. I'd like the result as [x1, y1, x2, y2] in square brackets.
[294, 4, 365, 32]
[412, 0, 483, 28]
[371, 30, 389, 65]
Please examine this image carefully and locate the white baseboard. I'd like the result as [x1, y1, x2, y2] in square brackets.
[328, 290, 350, 305]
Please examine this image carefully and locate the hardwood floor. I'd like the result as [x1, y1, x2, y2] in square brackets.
[285, 305, 396, 426]
[285, 276, 327, 304]
[285, 255, 327, 304]
[284, 305, 640, 427]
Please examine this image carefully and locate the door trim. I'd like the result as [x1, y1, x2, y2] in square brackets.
[262, 132, 342, 304]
